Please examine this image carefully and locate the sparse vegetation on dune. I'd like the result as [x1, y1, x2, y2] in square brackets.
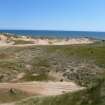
[0, 33, 95, 46]
[12, 40, 34, 45]
[0, 42, 105, 84]
[0, 88, 31, 103]
[0, 38, 105, 104]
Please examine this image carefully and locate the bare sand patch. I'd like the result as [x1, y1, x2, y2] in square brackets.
[0, 82, 84, 96]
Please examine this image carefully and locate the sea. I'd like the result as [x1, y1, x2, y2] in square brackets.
[0, 30, 105, 39]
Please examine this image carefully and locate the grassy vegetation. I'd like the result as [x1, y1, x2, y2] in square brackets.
[13, 40, 34, 45]
[21, 72, 54, 81]
[16, 84, 102, 105]
[0, 41, 105, 104]
[45, 44, 105, 68]
[0, 88, 30, 103]
[0, 42, 105, 84]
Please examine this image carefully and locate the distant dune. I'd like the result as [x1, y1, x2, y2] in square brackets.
[0, 33, 95, 46]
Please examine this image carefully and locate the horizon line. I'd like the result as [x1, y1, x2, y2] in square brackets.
[0, 29, 105, 33]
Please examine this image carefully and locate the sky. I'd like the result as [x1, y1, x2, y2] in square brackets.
[0, 0, 105, 31]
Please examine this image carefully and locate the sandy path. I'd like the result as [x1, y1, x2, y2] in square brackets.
[0, 103, 14, 105]
[0, 82, 85, 105]
[0, 82, 84, 96]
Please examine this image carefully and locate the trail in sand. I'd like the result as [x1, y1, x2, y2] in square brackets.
[0, 82, 84, 96]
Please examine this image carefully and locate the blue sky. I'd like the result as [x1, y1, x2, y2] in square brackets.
[0, 0, 105, 31]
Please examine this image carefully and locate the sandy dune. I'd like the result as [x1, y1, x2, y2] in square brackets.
[0, 34, 95, 46]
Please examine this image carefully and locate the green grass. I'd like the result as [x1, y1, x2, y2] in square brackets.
[45, 44, 105, 68]
[21, 73, 53, 81]
[13, 40, 34, 45]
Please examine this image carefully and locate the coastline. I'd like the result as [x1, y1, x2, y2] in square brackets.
[0, 30, 105, 40]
